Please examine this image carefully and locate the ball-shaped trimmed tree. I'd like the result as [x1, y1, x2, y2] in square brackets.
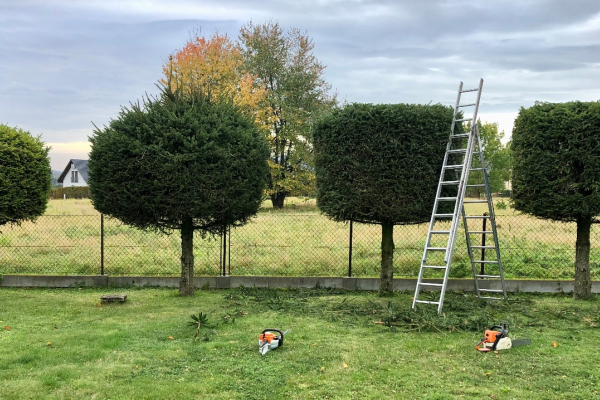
[88, 88, 269, 296]
[512, 101, 600, 299]
[0, 124, 51, 227]
[314, 103, 458, 292]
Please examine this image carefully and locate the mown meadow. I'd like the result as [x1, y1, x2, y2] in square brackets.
[0, 287, 599, 399]
[0, 198, 598, 279]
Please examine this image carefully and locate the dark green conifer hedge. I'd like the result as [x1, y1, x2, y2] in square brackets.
[0, 124, 51, 226]
[512, 101, 600, 299]
[314, 103, 457, 225]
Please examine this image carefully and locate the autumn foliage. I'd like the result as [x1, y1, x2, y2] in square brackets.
[162, 32, 267, 127]
[163, 23, 336, 208]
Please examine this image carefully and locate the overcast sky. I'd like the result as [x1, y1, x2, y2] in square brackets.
[2, 0, 600, 170]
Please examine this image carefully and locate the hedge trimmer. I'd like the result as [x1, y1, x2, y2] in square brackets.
[476, 323, 531, 352]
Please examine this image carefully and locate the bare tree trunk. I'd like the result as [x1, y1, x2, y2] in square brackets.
[271, 192, 286, 209]
[574, 216, 592, 300]
[180, 216, 195, 296]
[380, 222, 394, 293]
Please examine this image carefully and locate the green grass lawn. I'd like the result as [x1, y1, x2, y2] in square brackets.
[1, 288, 599, 399]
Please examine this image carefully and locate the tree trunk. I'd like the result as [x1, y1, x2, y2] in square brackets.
[574, 216, 592, 300]
[271, 192, 286, 209]
[180, 216, 195, 296]
[380, 222, 394, 293]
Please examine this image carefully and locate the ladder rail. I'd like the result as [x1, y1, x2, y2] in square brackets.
[413, 81, 464, 309]
[462, 204, 481, 296]
[414, 78, 506, 313]
[475, 129, 508, 300]
[438, 115, 479, 313]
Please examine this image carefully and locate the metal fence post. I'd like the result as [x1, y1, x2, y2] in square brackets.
[100, 213, 105, 275]
[348, 220, 353, 277]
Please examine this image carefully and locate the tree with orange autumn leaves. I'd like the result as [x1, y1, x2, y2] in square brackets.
[163, 22, 336, 208]
[161, 32, 267, 125]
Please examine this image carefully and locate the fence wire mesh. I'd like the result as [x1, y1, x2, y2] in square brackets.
[0, 201, 599, 279]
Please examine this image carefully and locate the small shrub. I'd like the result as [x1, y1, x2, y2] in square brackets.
[496, 200, 508, 210]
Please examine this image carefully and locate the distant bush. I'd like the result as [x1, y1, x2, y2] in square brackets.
[496, 200, 508, 210]
[49, 186, 91, 199]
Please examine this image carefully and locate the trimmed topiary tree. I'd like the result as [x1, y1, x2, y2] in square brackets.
[512, 101, 600, 299]
[314, 103, 458, 292]
[88, 87, 269, 296]
[0, 124, 51, 227]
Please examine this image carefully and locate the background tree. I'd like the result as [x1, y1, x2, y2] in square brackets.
[88, 87, 269, 296]
[466, 120, 512, 197]
[0, 124, 51, 227]
[239, 20, 337, 208]
[314, 104, 457, 292]
[162, 31, 266, 125]
[512, 101, 600, 299]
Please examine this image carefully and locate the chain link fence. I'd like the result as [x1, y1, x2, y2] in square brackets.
[1, 204, 599, 279]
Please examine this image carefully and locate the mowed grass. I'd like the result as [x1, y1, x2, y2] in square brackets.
[0, 198, 598, 279]
[0, 287, 599, 399]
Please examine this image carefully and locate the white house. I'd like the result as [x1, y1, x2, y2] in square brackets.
[57, 159, 89, 187]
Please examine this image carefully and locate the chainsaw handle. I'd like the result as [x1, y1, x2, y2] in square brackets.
[490, 324, 509, 337]
[261, 329, 285, 346]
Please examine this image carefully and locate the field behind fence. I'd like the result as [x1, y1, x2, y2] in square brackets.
[0, 198, 599, 279]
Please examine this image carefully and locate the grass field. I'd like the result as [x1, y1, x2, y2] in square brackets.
[1, 288, 599, 399]
[0, 198, 598, 279]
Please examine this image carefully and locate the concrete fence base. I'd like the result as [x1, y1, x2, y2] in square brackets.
[1, 274, 598, 293]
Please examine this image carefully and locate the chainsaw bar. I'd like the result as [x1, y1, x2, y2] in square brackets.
[511, 339, 532, 347]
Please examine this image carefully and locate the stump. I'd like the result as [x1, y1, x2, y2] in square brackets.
[101, 294, 127, 303]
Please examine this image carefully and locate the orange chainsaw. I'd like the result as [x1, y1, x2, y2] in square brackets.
[476, 323, 531, 352]
[259, 329, 290, 356]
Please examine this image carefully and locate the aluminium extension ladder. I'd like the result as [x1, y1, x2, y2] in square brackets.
[412, 79, 507, 314]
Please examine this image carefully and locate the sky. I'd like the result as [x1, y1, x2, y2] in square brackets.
[2, 0, 600, 170]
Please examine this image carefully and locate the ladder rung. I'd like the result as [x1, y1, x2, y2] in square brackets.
[426, 247, 446, 251]
[451, 134, 470, 138]
[458, 103, 476, 108]
[476, 274, 502, 279]
[460, 88, 479, 93]
[473, 260, 498, 264]
[478, 289, 504, 293]
[440, 180, 459, 185]
[471, 246, 496, 249]
[438, 197, 457, 201]
[444, 165, 464, 169]
[470, 168, 484, 171]
[464, 200, 488, 203]
[468, 231, 494, 234]
[447, 149, 467, 154]
[419, 283, 443, 287]
[415, 300, 440, 305]
[434, 213, 454, 218]
[479, 296, 504, 300]
[464, 215, 491, 219]
[454, 118, 473, 122]
[466, 184, 485, 187]
[431, 230, 450, 234]
[423, 265, 447, 269]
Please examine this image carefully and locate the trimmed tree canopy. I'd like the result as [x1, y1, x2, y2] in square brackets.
[88, 91, 270, 235]
[314, 103, 458, 225]
[512, 101, 600, 300]
[0, 124, 51, 226]
[512, 101, 600, 223]
[89, 88, 269, 296]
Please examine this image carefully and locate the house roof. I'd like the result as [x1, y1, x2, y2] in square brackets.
[57, 159, 89, 183]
